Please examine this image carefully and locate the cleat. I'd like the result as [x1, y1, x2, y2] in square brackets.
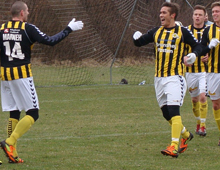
[178, 132, 194, 153]
[199, 126, 206, 136]
[161, 145, 178, 158]
[218, 138, 220, 146]
[195, 124, 200, 135]
[0, 140, 19, 163]
[8, 157, 24, 163]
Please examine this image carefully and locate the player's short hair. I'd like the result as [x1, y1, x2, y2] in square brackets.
[161, 2, 180, 20]
[11, 1, 27, 17]
[193, 5, 206, 15]
[211, 1, 220, 9]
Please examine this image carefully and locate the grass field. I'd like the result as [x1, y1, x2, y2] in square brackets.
[31, 64, 155, 86]
[0, 85, 219, 170]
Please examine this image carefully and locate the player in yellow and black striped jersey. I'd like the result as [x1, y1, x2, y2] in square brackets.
[185, 5, 208, 137]
[185, 25, 207, 73]
[0, 19, 71, 80]
[205, 12, 214, 26]
[201, 1, 220, 146]
[0, 21, 33, 81]
[0, 1, 83, 163]
[133, 2, 203, 158]
[134, 21, 202, 78]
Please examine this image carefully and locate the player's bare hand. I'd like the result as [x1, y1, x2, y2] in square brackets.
[201, 53, 209, 64]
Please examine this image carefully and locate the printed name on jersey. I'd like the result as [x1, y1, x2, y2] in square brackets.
[3, 27, 22, 41]
[3, 33, 22, 41]
[156, 43, 176, 49]
[156, 34, 178, 54]
[156, 43, 176, 53]
[158, 48, 174, 53]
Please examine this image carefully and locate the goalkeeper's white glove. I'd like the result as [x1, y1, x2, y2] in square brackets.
[133, 31, 142, 40]
[68, 18, 84, 31]
[186, 53, 196, 64]
[208, 38, 220, 49]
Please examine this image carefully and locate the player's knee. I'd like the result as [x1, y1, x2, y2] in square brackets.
[161, 105, 171, 121]
[213, 104, 220, 111]
[200, 96, 207, 103]
[191, 97, 199, 103]
[167, 105, 180, 118]
[26, 109, 39, 122]
[199, 94, 207, 103]
[10, 110, 21, 120]
[212, 99, 220, 110]
[200, 97, 206, 103]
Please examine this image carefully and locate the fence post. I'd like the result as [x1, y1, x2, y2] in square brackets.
[109, 0, 138, 85]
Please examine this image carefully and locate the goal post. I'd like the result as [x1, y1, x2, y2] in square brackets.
[110, 0, 139, 85]
[0, 0, 213, 87]
[29, 0, 156, 86]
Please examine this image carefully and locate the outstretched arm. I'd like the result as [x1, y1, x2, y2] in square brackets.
[26, 18, 84, 46]
[133, 27, 158, 47]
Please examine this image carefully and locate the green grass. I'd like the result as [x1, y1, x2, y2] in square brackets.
[31, 65, 155, 86]
[0, 85, 219, 170]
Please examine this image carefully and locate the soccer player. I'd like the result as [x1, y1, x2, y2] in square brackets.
[0, 1, 83, 163]
[205, 12, 214, 26]
[133, 2, 203, 158]
[185, 5, 208, 136]
[201, 1, 220, 146]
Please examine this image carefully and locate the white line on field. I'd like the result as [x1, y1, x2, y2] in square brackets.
[19, 126, 218, 141]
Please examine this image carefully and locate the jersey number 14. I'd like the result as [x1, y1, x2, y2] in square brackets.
[3, 41, 25, 61]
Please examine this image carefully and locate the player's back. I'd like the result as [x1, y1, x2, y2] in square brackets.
[0, 21, 32, 68]
[0, 21, 33, 81]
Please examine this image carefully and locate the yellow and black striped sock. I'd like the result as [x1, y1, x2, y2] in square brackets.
[7, 118, 19, 157]
[6, 115, 34, 146]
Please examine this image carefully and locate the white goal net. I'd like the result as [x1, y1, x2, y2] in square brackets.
[0, 0, 214, 86]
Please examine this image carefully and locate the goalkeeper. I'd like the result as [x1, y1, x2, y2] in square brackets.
[133, 2, 203, 158]
[0, 1, 83, 163]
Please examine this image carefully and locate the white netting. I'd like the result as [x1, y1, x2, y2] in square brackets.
[0, 0, 215, 86]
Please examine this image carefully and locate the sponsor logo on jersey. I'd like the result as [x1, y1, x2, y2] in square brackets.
[4, 28, 9, 33]
[172, 33, 179, 39]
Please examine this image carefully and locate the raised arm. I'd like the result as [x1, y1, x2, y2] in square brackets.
[133, 27, 159, 47]
[26, 18, 84, 46]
